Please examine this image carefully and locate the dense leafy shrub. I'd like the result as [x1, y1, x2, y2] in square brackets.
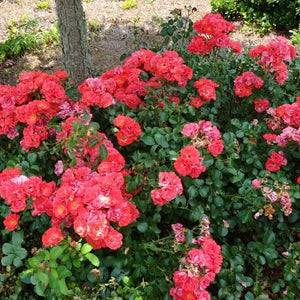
[211, 0, 300, 34]
[1, 12, 300, 300]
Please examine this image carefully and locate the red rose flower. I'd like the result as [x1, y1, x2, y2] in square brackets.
[42, 227, 63, 247]
[3, 213, 20, 231]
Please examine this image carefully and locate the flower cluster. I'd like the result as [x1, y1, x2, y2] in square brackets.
[51, 164, 139, 250]
[181, 120, 224, 157]
[56, 115, 111, 167]
[265, 151, 287, 172]
[252, 178, 292, 218]
[0, 167, 56, 229]
[276, 101, 300, 128]
[174, 145, 206, 178]
[261, 98, 299, 173]
[170, 237, 223, 300]
[249, 36, 296, 84]
[264, 126, 300, 147]
[0, 159, 139, 250]
[190, 78, 219, 108]
[253, 98, 269, 113]
[113, 115, 142, 146]
[125, 49, 193, 87]
[151, 172, 183, 205]
[234, 71, 264, 97]
[78, 49, 193, 110]
[187, 13, 242, 55]
[0, 70, 69, 150]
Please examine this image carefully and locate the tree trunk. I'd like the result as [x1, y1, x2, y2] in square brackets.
[55, 0, 93, 86]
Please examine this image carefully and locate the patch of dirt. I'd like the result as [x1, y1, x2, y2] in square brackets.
[0, 0, 278, 85]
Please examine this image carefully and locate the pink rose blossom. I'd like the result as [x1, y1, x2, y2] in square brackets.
[181, 123, 199, 138]
[54, 160, 64, 176]
[252, 179, 261, 188]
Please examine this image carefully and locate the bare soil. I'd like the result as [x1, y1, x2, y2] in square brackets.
[0, 0, 277, 85]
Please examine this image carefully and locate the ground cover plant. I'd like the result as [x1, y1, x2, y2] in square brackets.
[0, 15, 59, 63]
[0, 11, 300, 300]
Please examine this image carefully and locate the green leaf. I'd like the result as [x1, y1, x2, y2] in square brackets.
[231, 118, 241, 128]
[88, 122, 100, 130]
[154, 133, 168, 148]
[89, 138, 99, 148]
[141, 134, 155, 146]
[239, 210, 252, 224]
[263, 229, 275, 245]
[244, 291, 254, 300]
[258, 255, 266, 265]
[188, 185, 199, 198]
[264, 248, 278, 260]
[50, 268, 59, 279]
[68, 150, 77, 166]
[227, 167, 237, 176]
[214, 196, 224, 207]
[57, 265, 72, 278]
[98, 144, 108, 160]
[57, 278, 70, 295]
[137, 222, 148, 233]
[37, 270, 49, 284]
[49, 260, 58, 269]
[199, 185, 210, 198]
[20, 269, 33, 284]
[215, 158, 224, 170]
[35, 282, 46, 296]
[218, 226, 228, 237]
[185, 229, 193, 244]
[223, 132, 235, 145]
[50, 246, 64, 260]
[85, 253, 100, 267]
[81, 243, 93, 255]
[231, 171, 244, 183]
[12, 231, 23, 246]
[72, 258, 81, 268]
[160, 27, 168, 36]
[14, 247, 28, 259]
[2, 243, 13, 255]
[189, 206, 203, 222]
[1, 255, 13, 266]
[272, 282, 281, 293]
[27, 152, 37, 164]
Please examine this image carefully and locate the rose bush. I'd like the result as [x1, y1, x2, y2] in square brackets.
[1, 12, 299, 299]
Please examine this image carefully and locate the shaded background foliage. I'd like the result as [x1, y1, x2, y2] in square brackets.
[0, 1, 300, 300]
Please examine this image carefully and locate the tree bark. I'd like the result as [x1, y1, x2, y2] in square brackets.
[55, 0, 93, 86]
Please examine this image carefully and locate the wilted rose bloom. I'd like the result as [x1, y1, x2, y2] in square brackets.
[267, 191, 278, 202]
[171, 223, 186, 243]
[54, 160, 64, 176]
[254, 212, 261, 219]
[223, 220, 230, 228]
